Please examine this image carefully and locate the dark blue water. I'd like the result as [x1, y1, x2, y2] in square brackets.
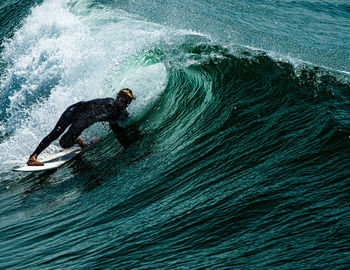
[0, 0, 349, 269]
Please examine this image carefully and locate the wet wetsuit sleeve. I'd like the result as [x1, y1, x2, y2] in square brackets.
[119, 111, 129, 121]
[109, 121, 124, 135]
[110, 121, 132, 148]
[109, 109, 129, 134]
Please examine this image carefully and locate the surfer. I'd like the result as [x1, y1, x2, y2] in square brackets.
[27, 88, 136, 166]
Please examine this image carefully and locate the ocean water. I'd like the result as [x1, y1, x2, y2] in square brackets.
[0, 0, 349, 269]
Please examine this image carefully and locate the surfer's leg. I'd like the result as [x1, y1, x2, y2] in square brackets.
[59, 123, 87, 149]
[30, 104, 77, 157]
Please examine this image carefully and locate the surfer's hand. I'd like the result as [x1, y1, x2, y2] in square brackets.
[76, 137, 88, 149]
[116, 125, 143, 149]
[27, 155, 44, 166]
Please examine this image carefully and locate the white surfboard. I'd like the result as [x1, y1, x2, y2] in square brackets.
[12, 147, 82, 172]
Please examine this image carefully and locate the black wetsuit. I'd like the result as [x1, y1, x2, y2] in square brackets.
[31, 98, 128, 157]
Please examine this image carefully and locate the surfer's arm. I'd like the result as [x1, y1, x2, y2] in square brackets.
[119, 110, 129, 121]
[110, 121, 131, 149]
[109, 121, 124, 135]
[109, 114, 141, 149]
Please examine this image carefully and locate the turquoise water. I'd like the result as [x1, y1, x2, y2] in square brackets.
[0, 0, 349, 269]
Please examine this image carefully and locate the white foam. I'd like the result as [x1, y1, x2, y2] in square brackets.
[0, 0, 170, 170]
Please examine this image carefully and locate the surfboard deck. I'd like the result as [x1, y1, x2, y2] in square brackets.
[12, 147, 82, 172]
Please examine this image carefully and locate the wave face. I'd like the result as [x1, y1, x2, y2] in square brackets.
[0, 0, 349, 269]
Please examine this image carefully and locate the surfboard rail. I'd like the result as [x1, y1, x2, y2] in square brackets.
[12, 147, 82, 172]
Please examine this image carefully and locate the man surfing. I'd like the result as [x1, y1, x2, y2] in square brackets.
[27, 88, 136, 166]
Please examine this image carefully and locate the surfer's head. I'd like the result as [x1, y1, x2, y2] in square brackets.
[116, 88, 136, 109]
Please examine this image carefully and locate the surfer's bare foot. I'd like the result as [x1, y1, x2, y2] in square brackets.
[27, 154, 44, 166]
[76, 137, 88, 149]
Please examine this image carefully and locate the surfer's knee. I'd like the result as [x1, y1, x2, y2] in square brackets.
[59, 136, 75, 149]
